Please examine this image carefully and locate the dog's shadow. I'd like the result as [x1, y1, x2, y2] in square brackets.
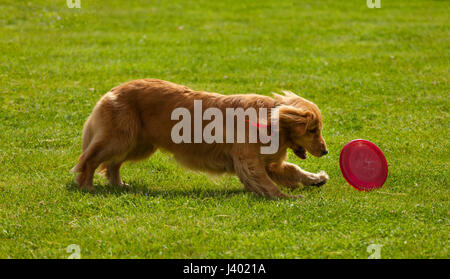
[66, 180, 320, 199]
[65, 180, 249, 199]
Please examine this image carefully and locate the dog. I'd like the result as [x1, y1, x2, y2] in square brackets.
[72, 79, 329, 198]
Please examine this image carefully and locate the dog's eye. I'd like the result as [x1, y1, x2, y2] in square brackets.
[308, 129, 317, 134]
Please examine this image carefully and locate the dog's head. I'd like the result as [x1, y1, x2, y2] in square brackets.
[274, 91, 328, 159]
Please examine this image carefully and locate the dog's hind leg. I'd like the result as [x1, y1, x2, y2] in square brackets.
[73, 98, 142, 190]
[74, 140, 108, 190]
[104, 161, 124, 187]
[102, 143, 157, 187]
[75, 137, 134, 190]
[103, 141, 158, 188]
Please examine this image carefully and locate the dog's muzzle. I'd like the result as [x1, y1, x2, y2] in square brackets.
[294, 146, 307, 159]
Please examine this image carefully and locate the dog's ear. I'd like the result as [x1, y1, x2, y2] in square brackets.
[277, 105, 312, 136]
[281, 90, 298, 98]
[272, 90, 298, 104]
[272, 92, 285, 103]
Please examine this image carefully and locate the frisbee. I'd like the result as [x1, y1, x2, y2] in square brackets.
[339, 139, 388, 191]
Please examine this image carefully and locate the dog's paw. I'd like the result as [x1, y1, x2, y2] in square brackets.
[119, 182, 130, 187]
[311, 171, 329, 187]
[108, 182, 129, 188]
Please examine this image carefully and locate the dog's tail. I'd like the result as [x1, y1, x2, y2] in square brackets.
[71, 117, 95, 173]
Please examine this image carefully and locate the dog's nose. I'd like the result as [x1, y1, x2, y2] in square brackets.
[321, 150, 328, 156]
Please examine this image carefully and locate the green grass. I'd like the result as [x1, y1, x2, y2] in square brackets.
[0, 0, 448, 259]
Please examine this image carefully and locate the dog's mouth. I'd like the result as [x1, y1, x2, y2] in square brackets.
[293, 146, 307, 159]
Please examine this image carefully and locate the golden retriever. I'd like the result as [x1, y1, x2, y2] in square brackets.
[72, 79, 329, 198]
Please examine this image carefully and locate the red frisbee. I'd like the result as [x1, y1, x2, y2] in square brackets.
[339, 139, 388, 191]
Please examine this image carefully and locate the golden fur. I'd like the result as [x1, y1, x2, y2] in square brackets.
[72, 79, 329, 198]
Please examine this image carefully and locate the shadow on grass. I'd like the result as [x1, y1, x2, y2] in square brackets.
[65, 180, 248, 199]
[65, 180, 323, 200]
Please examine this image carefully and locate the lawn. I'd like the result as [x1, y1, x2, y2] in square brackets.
[0, 0, 448, 259]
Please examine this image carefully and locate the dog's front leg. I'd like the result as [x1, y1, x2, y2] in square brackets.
[267, 162, 329, 188]
[232, 155, 303, 199]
